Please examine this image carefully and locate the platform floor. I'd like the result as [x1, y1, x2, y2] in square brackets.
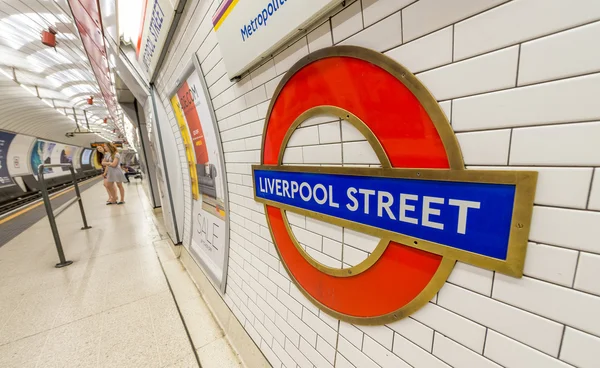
[0, 181, 242, 367]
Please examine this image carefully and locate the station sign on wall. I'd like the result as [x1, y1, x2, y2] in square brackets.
[137, 0, 178, 79]
[213, 0, 343, 78]
[252, 46, 538, 324]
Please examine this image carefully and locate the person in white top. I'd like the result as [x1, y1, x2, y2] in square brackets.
[102, 142, 127, 205]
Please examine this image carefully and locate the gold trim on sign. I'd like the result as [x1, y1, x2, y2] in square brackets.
[254, 165, 537, 277]
[277, 106, 392, 169]
[278, 106, 392, 277]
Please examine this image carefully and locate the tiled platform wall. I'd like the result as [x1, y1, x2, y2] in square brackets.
[152, 1, 600, 367]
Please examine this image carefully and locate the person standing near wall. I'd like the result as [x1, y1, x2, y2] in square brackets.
[102, 142, 127, 204]
[97, 145, 114, 204]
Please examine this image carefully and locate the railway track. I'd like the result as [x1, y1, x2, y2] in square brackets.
[0, 175, 101, 217]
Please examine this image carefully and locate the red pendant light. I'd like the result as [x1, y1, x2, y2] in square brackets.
[41, 27, 57, 47]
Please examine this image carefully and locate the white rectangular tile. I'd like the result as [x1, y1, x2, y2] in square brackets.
[510, 122, 600, 166]
[299, 337, 333, 368]
[318, 121, 341, 144]
[337, 337, 379, 368]
[316, 336, 335, 364]
[493, 274, 600, 337]
[302, 144, 342, 164]
[343, 228, 379, 253]
[301, 309, 337, 347]
[559, 327, 600, 368]
[455, 129, 510, 165]
[519, 21, 600, 85]
[454, 0, 600, 60]
[340, 11, 402, 52]
[362, 0, 413, 27]
[530, 206, 600, 253]
[287, 126, 320, 147]
[418, 46, 519, 100]
[339, 321, 363, 349]
[387, 317, 433, 351]
[356, 325, 393, 350]
[284, 337, 312, 368]
[319, 239, 342, 264]
[402, 0, 508, 42]
[411, 302, 486, 353]
[251, 59, 277, 87]
[574, 252, 600, 297]
[342, 141, 379, 164]
[274, 38, 309, 76]
[434, 332, 501, 368]
[452, 74, 600, 131]
[307, 21, 333, 53]
[392, 332, 450, 368]
[362, 335, 411, 368]
[385, 27, 453, 74]
[588, 169, 600, 210]
[331, 1, 363, 44]
[291, 225, 322, 251]
[447, 262, 493, 296]
[305, 217, 342, 242]
[524, 242, 578, 287]
[484, 330, 572, 368]
[282, 147, 303, 164]
[341, 120, 365, 141]
[438, 283, 563, 355]
[287, 313, 317, 347]
[467, 166, 593, 209]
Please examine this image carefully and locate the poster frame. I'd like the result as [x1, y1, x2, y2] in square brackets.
[167, 57, 231, 295]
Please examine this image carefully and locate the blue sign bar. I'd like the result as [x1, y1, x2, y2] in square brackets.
[254, 169, 516, 260]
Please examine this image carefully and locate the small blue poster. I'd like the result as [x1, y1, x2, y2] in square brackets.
[0, 131, 15, 188]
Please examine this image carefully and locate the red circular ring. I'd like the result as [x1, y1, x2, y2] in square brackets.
[263, 55, 451, 319]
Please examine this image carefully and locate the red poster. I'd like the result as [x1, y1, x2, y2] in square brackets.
[177, 81, 209, 164]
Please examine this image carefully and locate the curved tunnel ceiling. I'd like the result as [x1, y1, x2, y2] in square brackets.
[0, 0, 124, 146]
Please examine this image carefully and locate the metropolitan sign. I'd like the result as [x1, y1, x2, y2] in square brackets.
[213, 0, 342, 78]
[253, 46, 538, 324]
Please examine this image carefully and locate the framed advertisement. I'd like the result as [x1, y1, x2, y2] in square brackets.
[169, 57, 230, 293]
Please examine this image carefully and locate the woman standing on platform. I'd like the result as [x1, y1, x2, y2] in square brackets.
[97, 145, 114, 204]
[102, 143, 127, 205]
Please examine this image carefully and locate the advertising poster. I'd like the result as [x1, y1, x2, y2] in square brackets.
[60, 146, 76, 171]
[0, 131, 15, 188]
[81, 149, 93, 166]
[170, 67, 229, 291]
[7, 134, 35, 177]
[31, 140, 55, 178]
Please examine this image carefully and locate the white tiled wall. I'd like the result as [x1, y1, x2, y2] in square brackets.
[153, 1, 600, 367]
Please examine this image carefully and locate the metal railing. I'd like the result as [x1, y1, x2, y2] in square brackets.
[38, 164, 92, 268]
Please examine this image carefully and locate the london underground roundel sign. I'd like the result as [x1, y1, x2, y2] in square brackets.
[252, 46, 537, 324]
